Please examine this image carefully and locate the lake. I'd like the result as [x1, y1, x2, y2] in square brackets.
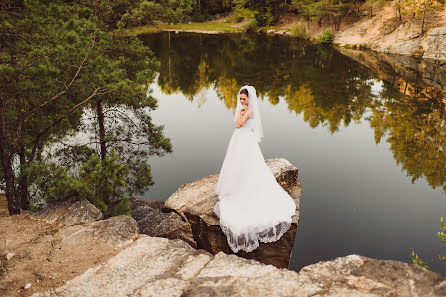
[139, 31, 446, 275]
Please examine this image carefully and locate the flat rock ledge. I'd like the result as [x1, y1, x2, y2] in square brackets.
[164, 158, 301, 269]
[32, 235, 446, 297]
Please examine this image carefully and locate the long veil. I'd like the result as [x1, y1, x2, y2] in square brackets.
[214, 85, 295, 253]
[234, 85, 264, 143]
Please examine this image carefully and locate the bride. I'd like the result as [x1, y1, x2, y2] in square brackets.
[214, 85, 297, 253]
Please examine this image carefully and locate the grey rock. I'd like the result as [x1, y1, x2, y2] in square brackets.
[379, 39, 423, 57]
[423, 27, 446, 61]
[33, 195, 79, 224]
[32, 236, 213, 297]
[32, 235, 446, 297]
[130, 197, 197, 248]
[358, 27, 367, 37]
[164, 158, 301, 269]
[56, 215, 139, 248]
[33, 196, 103, 226]
[186, 253, 446, 297]
[59, 200, 103, 226]
[336, 47, 446, 93]
[6, 252, 15, 260]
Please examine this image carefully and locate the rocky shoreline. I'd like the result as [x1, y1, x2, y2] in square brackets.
[159, 25, 446, 62]
[146, 7, 446, 63]
[1, 158, 446, 296]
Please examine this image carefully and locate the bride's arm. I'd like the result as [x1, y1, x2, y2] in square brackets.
[236, 107, 252, 128]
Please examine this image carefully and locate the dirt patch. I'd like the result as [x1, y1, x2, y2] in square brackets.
[0, 200, 130, 297]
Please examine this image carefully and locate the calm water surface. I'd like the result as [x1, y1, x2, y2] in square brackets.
[139, 32, 446, 275]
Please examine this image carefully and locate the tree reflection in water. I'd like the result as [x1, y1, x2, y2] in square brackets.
[140, 31, 446, 195]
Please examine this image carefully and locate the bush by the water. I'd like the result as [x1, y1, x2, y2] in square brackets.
[242, 18, 258, 32]
[317, 29, 334, 44]
[254, 9, 273, 27]
[290, 23, 308, 38]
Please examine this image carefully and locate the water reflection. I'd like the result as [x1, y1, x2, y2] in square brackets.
[141, 32, 446, 194]
[139, 31, 446, 274]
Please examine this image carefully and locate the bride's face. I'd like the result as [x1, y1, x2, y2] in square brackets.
[240, 94, 248, 107]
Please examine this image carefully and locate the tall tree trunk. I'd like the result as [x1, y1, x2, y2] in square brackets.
[96, 98, 106, 160]
[0, 0, 6, 12]
[17, 139, 29, 210]
[0, 95, 19, 215]
[421, 0, 426, 35]
[94, 0, 100, 17]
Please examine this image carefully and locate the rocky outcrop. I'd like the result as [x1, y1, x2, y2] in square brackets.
[33, 195, 103, 226]
[55, 215, 139, 248]
[0, 204, 139, 297]
[164, 158, 301, 269]
[3, 183, 446, 297]
[332, 6, 446, 61]
[336, 47, 446, 94]
[31, 236, 213, 297]
[31, 235, 446, 297]
[377, 27, 446, 61]
[423, 27, 446, 61]
[129, 197, 197, 248]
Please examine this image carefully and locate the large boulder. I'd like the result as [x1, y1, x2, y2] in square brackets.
[164, 158, 301, 269]
[130, 197, 197, 248]
[56, 215, 139, 248]
[33, 195, 103, 226]
[31, 235, 446, 297]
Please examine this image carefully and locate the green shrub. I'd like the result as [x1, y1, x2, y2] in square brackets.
[317, 29, 334, 44]
[411, 250, 429, 269]
[254, 9, 273, 27]
[26, 151, 132, 217]
[242, 18, 258, 32]
[290, 23, 307, 38]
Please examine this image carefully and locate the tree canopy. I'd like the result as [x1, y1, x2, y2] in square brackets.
[0, 0, 171, 215]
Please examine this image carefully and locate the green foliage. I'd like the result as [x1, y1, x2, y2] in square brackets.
[411, 216, 446, 270]
[437, 216, 446, 263]
[364, 0, 388, 17]
[118, 1, 160, 28]
[233, 0, 256, 20]
[411, 250, 429, 269]
[292, 0, 350, 30]
[242, 18, 258, 32]
[291, 23, 308, 38]
[117, 0, 195, 29]
[317, 28, 334, 44]
[254, 9, 273, 27]
[26, 152, 131, 216]
[0, 0, 172, 215]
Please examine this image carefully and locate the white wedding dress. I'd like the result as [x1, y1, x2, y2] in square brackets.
[214, 86, 296, 253]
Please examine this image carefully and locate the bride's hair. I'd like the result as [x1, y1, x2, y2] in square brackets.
[240, 88, 249, 97]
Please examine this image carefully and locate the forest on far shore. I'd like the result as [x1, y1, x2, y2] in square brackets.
[115, 0, 444, 34]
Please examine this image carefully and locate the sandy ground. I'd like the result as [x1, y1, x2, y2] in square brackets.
[0, 196, 123, 297]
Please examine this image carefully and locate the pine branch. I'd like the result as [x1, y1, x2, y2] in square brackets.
[29, 88, 111, 162]
[12, 37, 96, 149]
